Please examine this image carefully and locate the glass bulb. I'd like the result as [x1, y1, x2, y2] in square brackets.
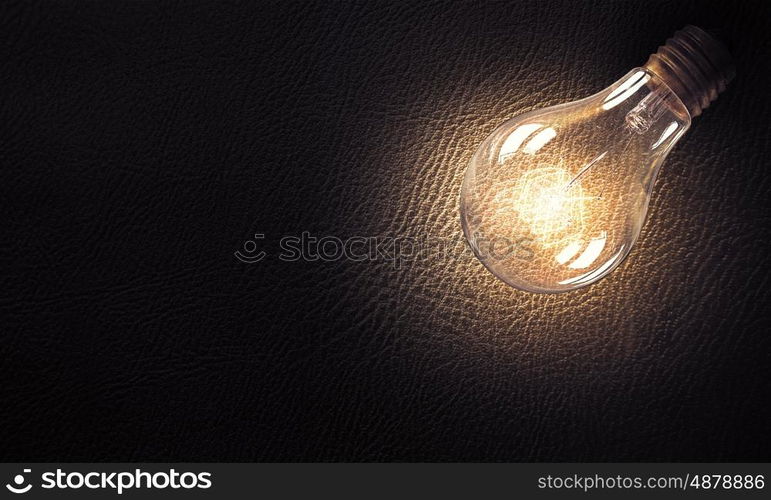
[460, 26, 734, 293]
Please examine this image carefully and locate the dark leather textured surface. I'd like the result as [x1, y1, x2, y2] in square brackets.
[2, 0, 770, 461]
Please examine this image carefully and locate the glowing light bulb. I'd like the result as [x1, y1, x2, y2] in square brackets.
[460, 26, 735, 293]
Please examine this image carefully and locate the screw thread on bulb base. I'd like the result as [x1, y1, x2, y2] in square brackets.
[644, 25, 735, 118]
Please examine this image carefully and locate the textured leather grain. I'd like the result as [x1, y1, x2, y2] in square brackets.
[1, 0, 770, 461]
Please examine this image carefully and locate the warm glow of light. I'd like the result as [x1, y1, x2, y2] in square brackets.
[493, 166, 589, 243]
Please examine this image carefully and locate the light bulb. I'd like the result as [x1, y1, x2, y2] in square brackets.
[460, 26, 734, 293]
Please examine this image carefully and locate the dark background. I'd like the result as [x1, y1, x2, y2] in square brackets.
[2, 0, 770, 461]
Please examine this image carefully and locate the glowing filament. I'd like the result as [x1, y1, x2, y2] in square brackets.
[510, 167, 588, 241]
